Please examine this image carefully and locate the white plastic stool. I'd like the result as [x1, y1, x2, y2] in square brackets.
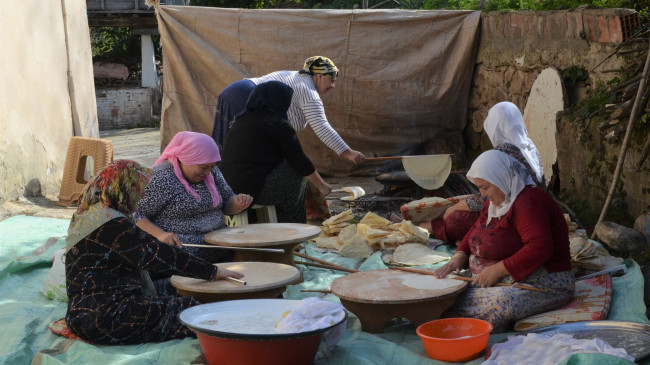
[226, 204, 277, 227]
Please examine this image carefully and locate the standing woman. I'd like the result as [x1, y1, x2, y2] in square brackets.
[212, 56, 365, 164]
[65, 160, 243, 345]
[423, 101, 545, 243]
[135, 131, 252, 263]
[220, 81, 332, 223]
[434, 150, 573, 333]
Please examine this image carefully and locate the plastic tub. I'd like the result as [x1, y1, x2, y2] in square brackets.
[416, 317, 493, 362]
[179, 299, 347, 365]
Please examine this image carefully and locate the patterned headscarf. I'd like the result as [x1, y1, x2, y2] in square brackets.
[466, 150, 534, 225]
[483, 102, 543, 181]
[243, 81, 294, 120]
[155, 131, 221, 207]
[66, 159, 151, 251]
[298, 56, 339, 80]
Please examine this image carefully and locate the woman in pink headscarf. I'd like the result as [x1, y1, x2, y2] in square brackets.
[135, 131, 252, 263]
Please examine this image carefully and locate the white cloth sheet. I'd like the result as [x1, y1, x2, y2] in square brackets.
[483, 333, 634, 364]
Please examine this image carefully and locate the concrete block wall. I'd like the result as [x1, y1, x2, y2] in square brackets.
[96, 87, 155, 130]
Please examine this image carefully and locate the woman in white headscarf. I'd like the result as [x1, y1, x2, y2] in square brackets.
[434, 150, 573, 333]
[422, 101, 545, 244]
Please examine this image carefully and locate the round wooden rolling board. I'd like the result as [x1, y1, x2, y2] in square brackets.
[204, 223, 321, 247]
[330, 269, 467, 304]
[171, 262, 301, 293]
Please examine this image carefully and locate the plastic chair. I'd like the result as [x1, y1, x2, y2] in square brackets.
[57, 137, 114, 207]
[226, 204, 277, 227]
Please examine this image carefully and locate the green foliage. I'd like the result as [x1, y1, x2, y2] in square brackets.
[91, 27, 139, 58]
[398, 0, 426, 9]
[422, 0, 644, 10]
[575, 80, 620, 118]
[191, 0, 647, 9]
[562, 66, 588, 86]
[191, 0, 261, 8]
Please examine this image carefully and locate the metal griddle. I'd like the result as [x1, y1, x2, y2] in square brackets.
[526, 320, 650, 361]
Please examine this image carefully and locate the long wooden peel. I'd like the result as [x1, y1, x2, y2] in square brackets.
[293, 251, 359, 273]
[365, 156, 404, 161]
[183, 243, 284, 253]
[389, 266, 548, 293]
[295, 260, 359, 273]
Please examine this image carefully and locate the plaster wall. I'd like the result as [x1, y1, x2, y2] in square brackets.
[0, 0, 98, 203]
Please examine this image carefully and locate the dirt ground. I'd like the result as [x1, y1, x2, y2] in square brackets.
[0, 128, 392, 223]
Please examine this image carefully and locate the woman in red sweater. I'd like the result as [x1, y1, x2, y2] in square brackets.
[434, 150, 574, 333]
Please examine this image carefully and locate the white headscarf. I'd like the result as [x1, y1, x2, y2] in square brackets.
[467, 150, 535, 225]
[483, 102, 543, 182]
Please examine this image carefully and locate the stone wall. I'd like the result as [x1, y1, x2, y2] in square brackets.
[466, 8, 648, 225]
[96, 87, 157, 130]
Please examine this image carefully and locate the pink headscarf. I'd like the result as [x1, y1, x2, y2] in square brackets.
[155, 131, 221, 207]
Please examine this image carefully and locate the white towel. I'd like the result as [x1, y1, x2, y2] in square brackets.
[483, 333, 634, 365]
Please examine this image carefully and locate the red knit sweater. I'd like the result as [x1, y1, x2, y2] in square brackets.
[457, 186, 573, 282]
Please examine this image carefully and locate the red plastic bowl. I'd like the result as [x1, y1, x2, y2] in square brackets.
[179, 299, 347, 365]
[416, 317, 493, 362]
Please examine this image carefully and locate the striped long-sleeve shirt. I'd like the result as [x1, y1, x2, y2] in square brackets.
[248, 71, 349, 155]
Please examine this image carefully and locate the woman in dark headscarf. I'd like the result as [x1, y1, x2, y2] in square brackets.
[65, 160, 242, 345]
[220, 81, 332, 223]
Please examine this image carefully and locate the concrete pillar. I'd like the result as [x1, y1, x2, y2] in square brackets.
[140, 34, 157, 88]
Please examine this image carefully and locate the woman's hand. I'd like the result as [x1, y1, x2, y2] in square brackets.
[317, 182, 332, 197]
[434, 251, 467, 278]
[137, 217, 183, 248]
[341, 148, 366, 164]
[233, 194, 253, 211]
[157, 231, 183, 248]
[443, 200, 470, 220]
[225, 194, 253, 215]
[472, 261, 509, 288]
[305, 171, 332, 197]
[215, 268, 244, 280]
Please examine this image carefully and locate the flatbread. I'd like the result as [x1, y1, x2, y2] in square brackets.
[357, 223, 390, 247]
[322, 209, 354, 226]
[338, 233, 374, 259]
[379, 232, 407, 249]
[390, 220, 429, 243]
[401, 275, 460, 290]
[358, 212, 391, 229]
[336, 224, 358, 245]
[393, 243, 451, 266]
[315, 236, 341, 250]
[401, 154, 452, 190]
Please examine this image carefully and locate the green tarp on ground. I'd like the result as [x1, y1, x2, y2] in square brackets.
[0, 215, 647, 365]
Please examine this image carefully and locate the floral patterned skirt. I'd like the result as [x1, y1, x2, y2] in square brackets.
[449, 268, 575, 333]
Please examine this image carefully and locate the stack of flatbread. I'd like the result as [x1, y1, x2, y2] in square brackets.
[315, 211, 433, 259]
[320, 209, 354, 236]
[569, 229, 624, 274]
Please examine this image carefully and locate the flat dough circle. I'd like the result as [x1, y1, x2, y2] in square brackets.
[393, 243, 450, 266]
[401, 275, 460, 290]
[401, 155, 452, 190]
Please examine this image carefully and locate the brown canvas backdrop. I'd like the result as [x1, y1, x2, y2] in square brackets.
[153, 4, 480, 175]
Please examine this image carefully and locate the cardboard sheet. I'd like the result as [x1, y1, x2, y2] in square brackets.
[151, 2, 481, 175]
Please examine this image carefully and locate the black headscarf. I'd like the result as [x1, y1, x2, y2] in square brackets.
[241, 81, 293, 120]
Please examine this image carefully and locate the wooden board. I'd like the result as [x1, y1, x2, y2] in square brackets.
[204, 223, 321, 248]
[171, 262, 300, 293]
[330, 269, 467, 305]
